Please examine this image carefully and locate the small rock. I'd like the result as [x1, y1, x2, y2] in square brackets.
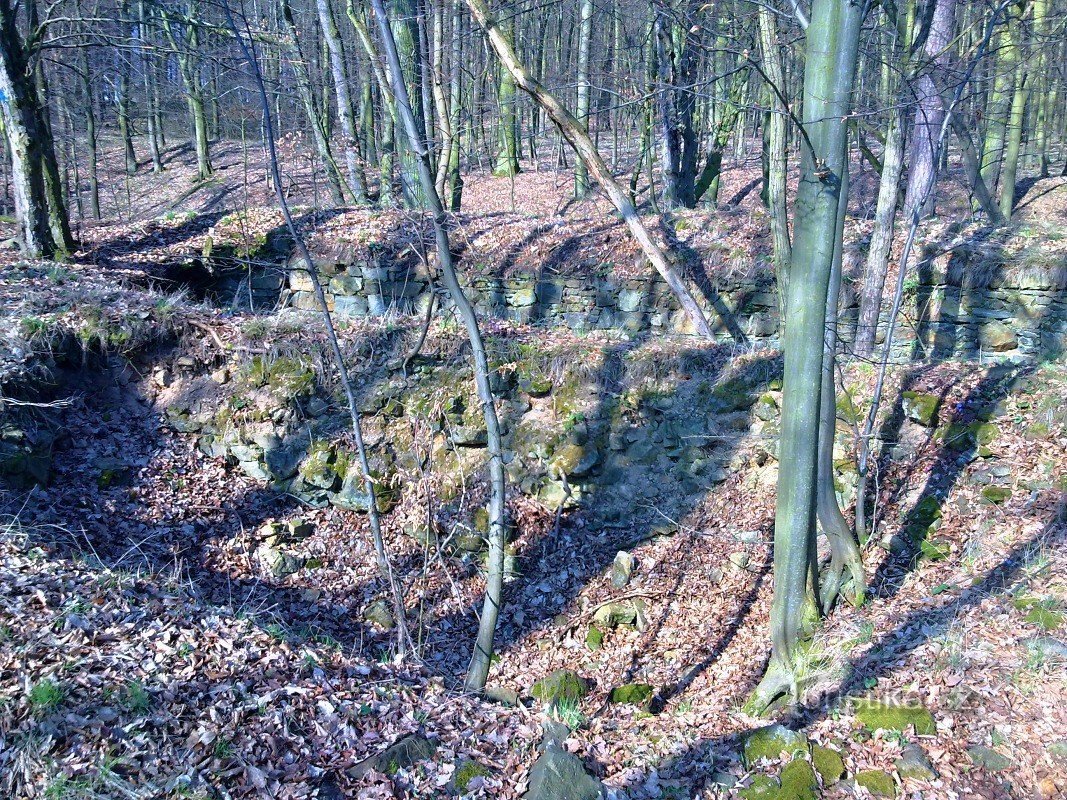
[363, 599, 395, 630]
[980, 485, 1011, 505]
[896, 743, 938, 781]
[1026, 636, 1067, 660]
[742, 724, 808, 767]
[287, 518, 314, 540]
[966, 745, 1012, 771]
[980, 320, 1018, 352]
[256, 544, 304, 578]
[348, 734, 436, 779]
[523, 738, 604, 800]
[211, 367, 231, 384]
[1047, 740, 1067, 763]
[592, 602, 637, 629]
[729, 552, 750, 570]
[610, 551, 635, 588]
[484, 685, 519, 706]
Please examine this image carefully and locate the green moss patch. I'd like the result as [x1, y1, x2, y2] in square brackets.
[854, 699, 935, 735]
[608, 683, 653, 706]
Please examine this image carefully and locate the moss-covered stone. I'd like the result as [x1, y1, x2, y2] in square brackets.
[967, 745, 1011, 771]
[530, 670, 588, 705]
[901, 391, 941, 427]
[452, 758, 491, 793]
[811, 744, 845, 785]
[608, 683, 653, 706]
[1025, 603, 1064, 631]
[973, 422, 1000, 446]
[549, 442, 599, 479]
[363, 599, 394, 629]
[299, 441, 343, 489]
[742, 725, 809, 767]
[592, 601, 638, 629]
[738, 774, 780, 800]
[855, 769, 896, 797]
[777, 758, 818, 800]
[854, 699, 935, 735]
[920, 537, 951, 561]
[585, 625, 604, 651]
[980, 485, 1012, 505]
[708, 377, 756, 413]
[896, 743, 938, 781]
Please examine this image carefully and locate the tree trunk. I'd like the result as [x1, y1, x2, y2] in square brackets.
[979, 2, 1019, 198]
[573, 0, 592, 196]
[998, 47, 1028, 217]
[317, 0, 369, 203]
[491, 5, 520, 177]
[757, 4, 791, 306]
[855, 109, 904, 357]
[118, 0, 137, 176]
[79, 44, 101, 220]
[0, 0, 54, 257]
[902, 0, 956, 219]
[746, 0, 864, 716]
[280, 0, 347, 205]
[368, 0, 507, 691]
[140, 0, 165, 172]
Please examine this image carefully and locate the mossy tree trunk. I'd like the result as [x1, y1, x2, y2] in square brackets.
[0, 0, 73, 257]
[161, 1, 213, 181]
[491, 2, 520, 177]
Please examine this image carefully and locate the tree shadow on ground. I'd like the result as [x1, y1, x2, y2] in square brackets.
[608, 500, 1065, 795]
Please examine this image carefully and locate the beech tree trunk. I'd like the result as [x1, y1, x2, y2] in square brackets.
[747, 0, 864, 715]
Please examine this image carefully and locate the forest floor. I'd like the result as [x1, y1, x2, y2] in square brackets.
[0, 140, 1066, 800]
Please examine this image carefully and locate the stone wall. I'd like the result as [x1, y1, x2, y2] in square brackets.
[284, 239, 1067, 361]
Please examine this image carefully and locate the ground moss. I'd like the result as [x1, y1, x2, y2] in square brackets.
[854, 699, 935, 735]
[453, 758, 491, 792]
[608, 683, 653, 706]
[738, 774, 779, 800]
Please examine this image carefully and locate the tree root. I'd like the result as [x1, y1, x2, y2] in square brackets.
[744, 658, 798, 717]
